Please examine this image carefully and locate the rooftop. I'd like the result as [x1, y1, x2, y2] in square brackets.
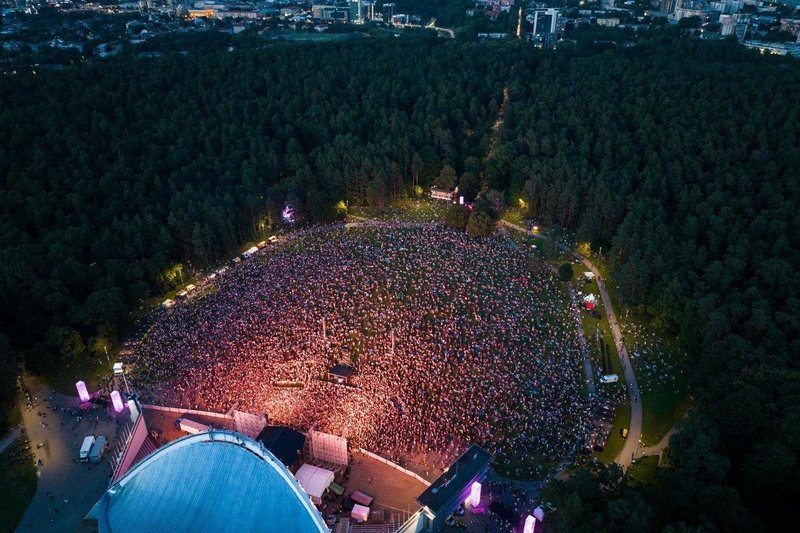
[85, 431, 327, 533]
[329, 364, 356, 377]
[416, 444, 492, 513]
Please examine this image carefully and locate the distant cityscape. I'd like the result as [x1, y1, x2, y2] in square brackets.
[1, 0, 799, 71]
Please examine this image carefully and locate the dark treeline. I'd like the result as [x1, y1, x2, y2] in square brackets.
[0, 36, 511, 382]
[1, 30, 799, 530]
[493, 38, 799, 531]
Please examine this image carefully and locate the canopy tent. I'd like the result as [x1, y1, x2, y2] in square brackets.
[351, 504, 370, 523]
[295, 464, 335, 504]
[328, 482, 345, 496]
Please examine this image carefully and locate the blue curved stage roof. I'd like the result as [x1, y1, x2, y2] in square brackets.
[86, 431, 327, 533]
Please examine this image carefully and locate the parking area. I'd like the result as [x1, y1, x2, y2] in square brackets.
[16, 374, 127, 533]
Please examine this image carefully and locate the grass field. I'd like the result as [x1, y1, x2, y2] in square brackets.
[567, 262, 634, 463]
[593, 401, 631, 463]
[40, 353, 110, 396]
[571, 256, 690, 446]
[0, 436, 37, 532]
[628, 455, 661, 484]
[641, 386, 689, 446]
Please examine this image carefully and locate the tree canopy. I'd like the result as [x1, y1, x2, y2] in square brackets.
[0, 30, 798, 529]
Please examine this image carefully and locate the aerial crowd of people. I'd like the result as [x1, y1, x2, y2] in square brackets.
[131, 223, 597, 477]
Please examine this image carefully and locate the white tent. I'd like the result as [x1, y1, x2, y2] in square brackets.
[295, 464, 335, 504]
[351, 504, 370, 523]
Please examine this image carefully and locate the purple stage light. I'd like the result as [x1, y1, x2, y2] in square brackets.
[524, 515, 536, 533]
[470, 481, 481, 508]
[111, 390, 124, 413]
[76, 381, 90, 403]
[282, 204, 295, 223]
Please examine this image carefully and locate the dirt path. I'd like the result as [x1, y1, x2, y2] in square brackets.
[486, 85, 509, 160]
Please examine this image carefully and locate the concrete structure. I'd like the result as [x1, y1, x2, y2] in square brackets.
[84, 431, 328, 533]
[349, 0, 363, 23]
[416, 444, 492, 532]
[430, 186, 458, 202]
[659, 0, 677, 14]
[674, 7, 707, 21]
[383, 2, 395, 21]
[313, 4, 350, 21]
[532, 8, 562, 35]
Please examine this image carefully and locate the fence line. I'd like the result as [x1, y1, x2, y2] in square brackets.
[357, 448, 431, 487]
[141, 404, 234, 420]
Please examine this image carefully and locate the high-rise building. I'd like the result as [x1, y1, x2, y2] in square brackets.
[383, 2, 396, 21]
[532, 8, 562, 36]
[349, 0, 363, 23]
[659, 0, 676, 14]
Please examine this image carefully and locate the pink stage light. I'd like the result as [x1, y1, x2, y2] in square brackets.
[76, 381, 90, 403]
[470, 481, 481, 508]
[111, 390, 124, 413]
[282, 204, 295, 223]
[524, 515, 536, 533]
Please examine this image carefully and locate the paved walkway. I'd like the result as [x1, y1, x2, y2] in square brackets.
[581, 260, 642, 470]
[15, 373, 127, 532]
[498, 219, 643, 470]
[0, 425, 22, 455]
[639, 422, 680, 458]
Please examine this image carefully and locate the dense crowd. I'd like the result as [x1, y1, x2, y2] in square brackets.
[131, 224, 595, 476]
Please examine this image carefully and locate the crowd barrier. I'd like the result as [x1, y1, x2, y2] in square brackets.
[357, 448, 431, 487]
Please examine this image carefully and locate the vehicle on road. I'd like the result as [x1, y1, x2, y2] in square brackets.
[80, 436, 95, 462]
[89, 435, 107, 463]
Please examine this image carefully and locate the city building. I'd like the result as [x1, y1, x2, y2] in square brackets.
[532, 8, 563, 36]
[349, 0, 363, 23]
[659, 0, 677, 14]
[364, 1, 375, 21]
[674, 7, 707, 21]
[744, 40, 800, 56]
[313, 4, 350, 21]
[383, 2, 395, 21]
[596, 17, 620, 27]
[720, 13, 750, 41]
[83, 431, 328, 533]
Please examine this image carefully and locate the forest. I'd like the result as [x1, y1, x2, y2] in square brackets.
[1, 30, 798, 530]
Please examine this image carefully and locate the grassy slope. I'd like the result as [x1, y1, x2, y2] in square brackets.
[0, 436, 37, 532]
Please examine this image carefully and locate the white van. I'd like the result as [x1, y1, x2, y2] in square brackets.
[600, 374, 619, 384]
[80, 436, 96, 462]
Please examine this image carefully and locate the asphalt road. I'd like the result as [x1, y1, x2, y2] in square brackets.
[15, 373, 127, 533]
